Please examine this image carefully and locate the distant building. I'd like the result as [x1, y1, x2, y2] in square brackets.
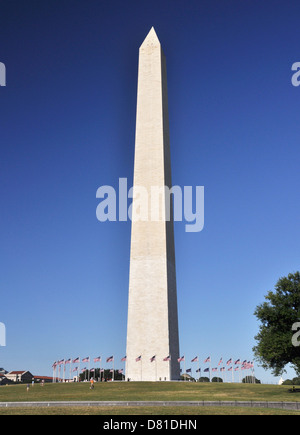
[0, 373, 11, 385]
[33, 375, 53, 383]
[5, 371, 33, 383]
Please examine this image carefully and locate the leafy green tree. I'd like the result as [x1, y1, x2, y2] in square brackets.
[253, 272, 300, 376]
[211, 377, 223, 383]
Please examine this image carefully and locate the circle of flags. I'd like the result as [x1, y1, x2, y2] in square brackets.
[52, 354, 255, 383]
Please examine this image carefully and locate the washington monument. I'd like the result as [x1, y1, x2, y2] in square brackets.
[126, 28, 180, 381]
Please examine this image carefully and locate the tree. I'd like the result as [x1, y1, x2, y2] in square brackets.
[198, 377, 210, 383]
[253, 272, 300, 376]
[242, 376, 260, 384]
[211, 377, 223, 383]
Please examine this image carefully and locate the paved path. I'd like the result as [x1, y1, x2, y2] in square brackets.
[0, 400, 300, 411]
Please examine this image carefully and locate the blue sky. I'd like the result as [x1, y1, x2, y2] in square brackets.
[1, 0, 300, 383]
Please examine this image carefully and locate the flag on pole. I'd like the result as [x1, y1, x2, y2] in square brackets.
[136, 355, 142, 362]
[82, 357, 90, 363]
[178, 356, 185, 362]
[72, 357, 80, 363]
[121, 356, 127, 362]
[218, 358, 223, 365]
[234, 359, 241, 365]
[196, 368, 201, 373]
[186, 368, 192, 373]
[226, 358, 232, 365]
[72, 367, 78, 372]
[204, 356, 210, 363]
[212, 367, 218, 372]
[191, 356, 198, 362]
[163, 355, 171, 361]
[118, 369, 124, 374]
[94, 356, 101, 363]
[204, 367, 210, 372]
[228, 366, 233, 371]
[150, 355, 156, 362]
[106, 356, 114, 363]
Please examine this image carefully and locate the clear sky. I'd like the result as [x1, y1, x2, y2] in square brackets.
[1, 0, 299, 383]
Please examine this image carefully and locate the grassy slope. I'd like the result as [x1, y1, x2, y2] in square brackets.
[0, 406, 299, 415]
[0, 381, 299, 403]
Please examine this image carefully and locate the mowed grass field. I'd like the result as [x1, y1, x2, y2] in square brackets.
[0, 382, 299, 415]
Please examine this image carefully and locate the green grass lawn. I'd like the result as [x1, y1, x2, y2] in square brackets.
[0, 381, 299, 403]
[0, 405, 299, 415]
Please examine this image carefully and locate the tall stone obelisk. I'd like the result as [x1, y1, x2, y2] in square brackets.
[126, 28, 180, 381]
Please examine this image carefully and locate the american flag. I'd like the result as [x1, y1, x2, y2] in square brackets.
[150, 355, 156, 362]
[226, 358, 232, 365]
[235, 359, 241, 365]
[212, 368, 218, 372]
[121, 356, 127, 362]
[178, 356, 185, 362]
[65, 359, 71, 364]
[72, 367, 78, 372]
[234, 367, 239, 371]
[163, 355, 171, 361]
[52, 362, 57, 368]
[82, 357, 89, 363]
[191, 356, 198, 362]
[81, 367, 86, 372]
[218, 358, 223, 365]
[196, 368, 201, 373]
[220, 367, 225, 372]
[204, 367, 210, 372]
[106, 356, 114, 363]
[186, 368, 192, 373]
[72, 357, 80, 363]
[228, 366, 233, 371]
[94, 356, 101, 363]
[204, 356, 210, 363]
[136, 355, 142, 362]
[58, 359, 64, 365]
[118, 369, 124, 374]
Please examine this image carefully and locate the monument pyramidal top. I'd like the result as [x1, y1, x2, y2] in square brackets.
[140, 27, 161, 48]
